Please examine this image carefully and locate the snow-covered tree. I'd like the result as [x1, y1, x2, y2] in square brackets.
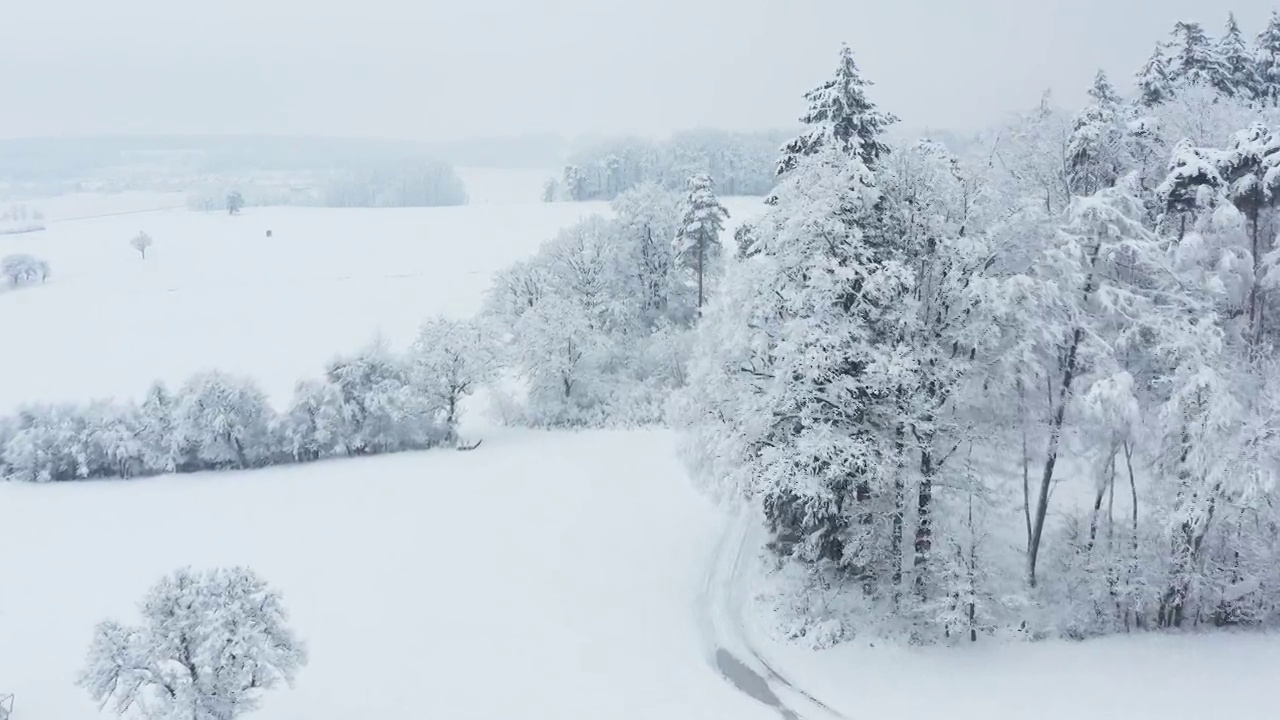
[278, 379, 345, 462]
[673, 174, 730, 310]
[563, 165, 589, 201]
[1219, 13, 1260, 99]
[408, 317, 496, 443]
[611, 183, 687, 326]
[776, 44, 897, 174]
[174, 372, 274, 469]
[1167, 21, 1226, 91]
[1136, 45, 1173, 107]
[226, 191, 244, 215]
[131, 231, 154, 259]
[3, 404, 87, 482]
[80, 567, 306, 720]
[138, 382, 182, 474]
[325, 342, 440, 454]
[2, 254, 49, 286]
[1256, 11, 1280, 104]
[509, 293, 606, 426]
[82, 401, 145, 479]
[676, 146, 905, 573]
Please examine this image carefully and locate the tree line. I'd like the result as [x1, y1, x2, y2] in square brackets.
[544, 129, 785, 202]
[675, 13, 1280, 645]
[0, 319, 490, 482]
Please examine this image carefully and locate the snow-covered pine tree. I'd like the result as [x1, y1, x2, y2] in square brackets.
[1136, 45, 1173, 107]
[676, 145, 908, 580]
[1257, 11, 1280, 105]
[776, 44, 898, 175]
[1218, 13, 1260, 99]
[1167, 21, 1227, 92]
[138, 382, 183, 473]
[1067, 71, 1131, 195]
[1087, 69, 1122, 107]
[673, 174, 730, 310]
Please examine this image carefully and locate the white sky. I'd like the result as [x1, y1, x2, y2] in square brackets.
[3, 0, 1276, 141]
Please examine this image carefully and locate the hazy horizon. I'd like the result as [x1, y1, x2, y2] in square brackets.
[5, 0, 1279, 142]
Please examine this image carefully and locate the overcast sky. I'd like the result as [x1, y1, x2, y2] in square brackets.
[3, 0, 1277, 141]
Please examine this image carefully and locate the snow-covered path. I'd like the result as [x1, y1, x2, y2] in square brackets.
[0, 429, 774, 720]
[698, 507, 847, 720]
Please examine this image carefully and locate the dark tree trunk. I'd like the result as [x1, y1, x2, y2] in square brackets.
[697, 236, 705, 310]
[914, 447, 934, 597]
[1028, 240, 1101, 587]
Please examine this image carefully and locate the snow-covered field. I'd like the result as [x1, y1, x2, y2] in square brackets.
[0, 429, 772, 720]
[1, 188, 1277, 720]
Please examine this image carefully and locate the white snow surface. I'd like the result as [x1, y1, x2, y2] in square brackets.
[0, 429, 771, 720]
[2, 188, 1277, 720]
[1, 199, 746, 411]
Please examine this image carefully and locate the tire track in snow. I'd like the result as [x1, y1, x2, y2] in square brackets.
[697, 505, 847, 720]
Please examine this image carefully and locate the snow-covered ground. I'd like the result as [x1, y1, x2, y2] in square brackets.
[2, 187, 1277, 720]
[0, 198, 757, 411]
[0, 429, 773, 720]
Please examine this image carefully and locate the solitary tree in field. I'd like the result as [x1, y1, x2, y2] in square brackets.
[131, 231, 154, 259]
[79, 567, 307, 720]
[674, 174, 729, 311]
[227, 191, 245, 215]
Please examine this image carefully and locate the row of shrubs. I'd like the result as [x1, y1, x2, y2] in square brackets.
[0, 318, 492, 482]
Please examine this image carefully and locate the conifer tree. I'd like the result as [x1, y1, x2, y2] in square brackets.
[1256, 11, 1280, 104]
[1136, 45, 1172, 106]
[1087, 69, 1122, 107]
[776, 44, 897, 175]
[1167, 21, 1226, 91]
[1067, 71, 1129, 195]
[1218, 13, 1259, 99]
[673, 174, 729, 310]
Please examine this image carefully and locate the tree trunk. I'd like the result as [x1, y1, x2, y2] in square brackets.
[914, 447, 934, 597]
[891, 426, 905, 592]
[1028, 241, 1101, 587]
[1248, 210, 1261, 337]
[1087, 447, 1116, 552]
[1019, 380, 1032, 553]
[697, 236, 705, 310]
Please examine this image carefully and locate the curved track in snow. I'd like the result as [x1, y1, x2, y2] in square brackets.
[697, 506, 848, 720]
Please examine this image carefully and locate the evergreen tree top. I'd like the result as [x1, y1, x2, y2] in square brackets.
[777, 44, 898, 175]
[1168, 21, 1225, 85]
[1218, 11, 1259, 98]
[1136, 44, 1172, 106]
[1257, 10, 1280, 56]
[1088, 69, 1122, 107]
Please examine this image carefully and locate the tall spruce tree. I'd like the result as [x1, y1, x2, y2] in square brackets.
[1167, 21, 1226, 91]
[1067, 71, 1129, 195]
[1256, 11, 1280, 104]
[1218, 13, 1260, 99]
[776, 44, 897, 175]
[1136, 45, 1172, 106]
[673, 174, 730, 310]
[1087, 69, 1122, 107]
